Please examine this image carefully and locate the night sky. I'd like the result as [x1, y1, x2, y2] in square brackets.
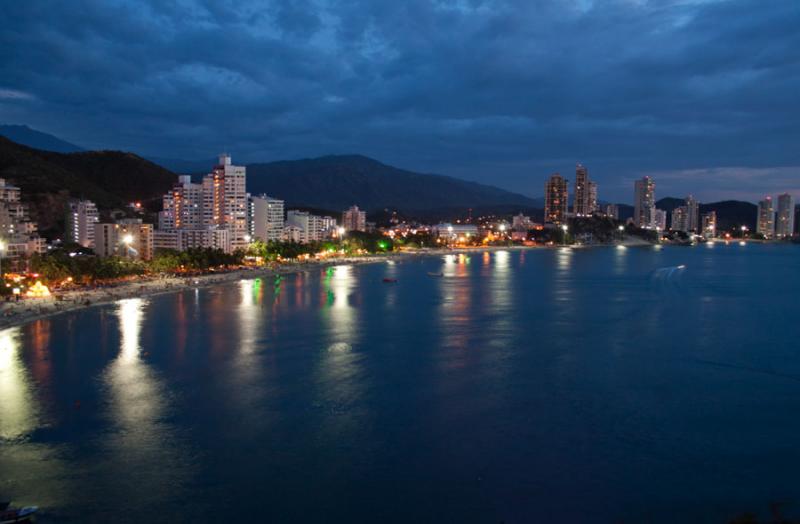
[1, 0, 798, 202]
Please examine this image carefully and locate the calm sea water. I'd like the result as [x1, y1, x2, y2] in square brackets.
[1, 244, 799, 523]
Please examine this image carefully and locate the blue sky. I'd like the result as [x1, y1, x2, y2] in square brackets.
[1, 0, 798, 202]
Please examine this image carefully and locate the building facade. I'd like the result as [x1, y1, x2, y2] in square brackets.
[66, 199, 99, 248]
[756, 197, 775, 238]
[159, 175, 203, 230]
[685, 195, 699, 232]
[0, 178, 46, 258]
[545, 173, 568, 224]
[342, 205, 366, 232]
[201, 154, 248, 250]
[250, 194, 285, 242]
[94, 219, 153, 260]
[702, 211, 717, 238]
[153, 227, 231, 252]
[286, 210, 324, 243]
[776, 193, 796, 238]
[634, 176, 656, 229]
[573, 164, 591, 216]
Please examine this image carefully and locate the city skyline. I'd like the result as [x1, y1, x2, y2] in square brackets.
[1, 1, 799, 202]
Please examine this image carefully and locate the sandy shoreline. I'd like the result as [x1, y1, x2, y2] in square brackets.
[0, 242, 653, 330]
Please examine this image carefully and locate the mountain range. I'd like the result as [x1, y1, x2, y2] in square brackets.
[0, 136, 176, 235]
[0, 124, 772, 234]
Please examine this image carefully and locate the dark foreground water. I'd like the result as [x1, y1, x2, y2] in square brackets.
[1, 244, 799, 523]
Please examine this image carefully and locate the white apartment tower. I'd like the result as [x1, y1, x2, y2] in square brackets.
[202, 154, 248, 250]
[66, 199, 99, 248]
[251, 195, 285, 242]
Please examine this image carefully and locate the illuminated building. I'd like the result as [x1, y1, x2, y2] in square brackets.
[250, 194, 285, 242]
[671, 206, 688, 232]
[776, 193, 795, 238]
[634, 176, 656, 229]
[512, 213, 533, 230]
[702, 211, 717, 238]
[153, 227, 230, 252]
[604, 204, 619, 220]
[94, 219, 153, 260]
[342, 205, 366, 232]
[756, 197, 775, 238]
[653, 209, 667, 231]
[0, 178, 46, 258]
[572, 164, 597, 217]
[65, 199, 99, 248]
[159, 175, 203, 230]
[433, 223, 479, 241]
[286, 210, 325, 243]
[202, 154, 248, 250]
[545, 173, 568, 224]
[686, 195, 699, 232]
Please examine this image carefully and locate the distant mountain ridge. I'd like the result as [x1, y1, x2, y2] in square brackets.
[0, 124, 84, 153]
[657, 197, 757, 230]
[245, 154, 541, 212]
[0, 136, 176, 235]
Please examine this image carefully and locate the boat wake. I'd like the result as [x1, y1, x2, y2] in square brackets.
[650, 264, 687, 294]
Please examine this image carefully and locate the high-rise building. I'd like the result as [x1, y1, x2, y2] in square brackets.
[702, 211, 717, 238]
[756, 197, 775, 238]
[588, 181, 598, 216]
[250, 195, 285, 242]
[545, 173, 568, 224]
[671, 206, 688, 232]
[94, 219, 153, 260]
[634, 176, 656, 229]
[342, 205, 366, 232]
[776, 193, 796, 238]
[0, 178, 46, 258]
[653, 209, 667, 231]
[685, 195, 699, 232]
[202, 154, 248, 250]
[572, 164, 598, 217]
[159, 175, 203, 230]
[573, 164, 589, 216]
[66, 199, 99, 248]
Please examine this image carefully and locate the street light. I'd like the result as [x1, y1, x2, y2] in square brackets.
[244, 234, 252, 243]
[561, 224, 568, 245]
[122, 234, 134, 245]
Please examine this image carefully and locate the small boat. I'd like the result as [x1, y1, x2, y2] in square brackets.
[0, 502, 38, 524]
[382, 278, 398, 283]
[427, 272, 444, 277]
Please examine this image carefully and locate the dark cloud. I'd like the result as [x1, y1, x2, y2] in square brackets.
[0, 0, 798, 201]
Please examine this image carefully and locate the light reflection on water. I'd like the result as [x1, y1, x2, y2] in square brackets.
[1, 245, 800, 523]
[0, 327, 38, 440]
